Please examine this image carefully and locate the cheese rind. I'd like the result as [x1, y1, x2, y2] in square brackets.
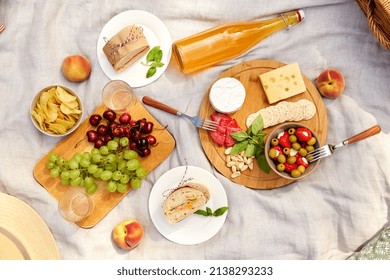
[209, 77, 246, 114]
[259, 63, 306, 104]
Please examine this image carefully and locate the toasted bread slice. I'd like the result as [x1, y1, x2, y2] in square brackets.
[163, 182, 210, 224]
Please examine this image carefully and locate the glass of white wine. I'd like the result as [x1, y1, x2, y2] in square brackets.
[58, 189, 94, 222]
[102, 80, 135, 113]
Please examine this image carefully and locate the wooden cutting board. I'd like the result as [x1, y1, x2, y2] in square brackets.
[34, 98, 175, 228]
[199, 60, 328, 189]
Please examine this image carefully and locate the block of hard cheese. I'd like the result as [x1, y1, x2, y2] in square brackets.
[259, 63, 306, 104]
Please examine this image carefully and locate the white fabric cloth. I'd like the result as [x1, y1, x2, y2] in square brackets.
[0, 0, 390, 260]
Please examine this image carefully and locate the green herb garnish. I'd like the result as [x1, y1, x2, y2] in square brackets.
[229, 115, 270, 174]
[143, 46, 164, 78]
[195, 206, 228, 217]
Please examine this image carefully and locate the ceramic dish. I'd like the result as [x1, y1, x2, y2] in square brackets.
[97, 10, 172, 88]
[265, 122, 320, 180]
[0, 193, 60, 260]
[149, 166, 228, 245]
[30, 85, 83, 137]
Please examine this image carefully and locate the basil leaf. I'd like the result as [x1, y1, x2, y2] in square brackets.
[250, 115, 264, 135]
[151, 61, 164, 68]
[213, 207, 229, 217]
[244, 143, 256, 157]
[257, 154, 271, 174]
[146, 67, 157, 78]
[230, 131, 250, 142]
[206, 207, 213, 216]
[155, 49, 163, 62]
[194, 209, 209, 216]
[230, 140, 249, 155]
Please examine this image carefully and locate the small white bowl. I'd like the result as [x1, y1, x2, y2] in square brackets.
[265, 122, 320, 180]
[30, 85, 83, 137]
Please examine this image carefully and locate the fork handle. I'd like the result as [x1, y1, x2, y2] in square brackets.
[142, 96, 178, 115]
[345, 125, 381, 144]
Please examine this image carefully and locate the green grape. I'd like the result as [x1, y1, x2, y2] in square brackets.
[117, 160, 127, 172]
[104, 163, 117, 172]
[120, 174, 130, 184]
[106, 154, 117, 164]
[107, 140, 119, 151]
[123, 150, 137, 160]
[107, 181, 117, 192]
[70, 177, 82, 186]
[49, 168, 60, 178]
[81, 152, 91, 160]
[130, 177, 142, 189]
[99, 146, 109, 155]
[79, 158, 91, 168]
[69, 169, 81, 179]
[56, 157, 66, 167]
[126, 158, 140, 171]
[67, 159, 79, 170]
[93, 168, 103, 178]
[112, 170, 122, 181]
[100, 170, 112, 181]
[84, 176, 94, 187]
[45, 161, 55, 169]
[86, 183, 97, 194]
[136, 167, 148, 179]
[49, 153, 58, 162]
[72, 153, 82, 163]
[116, 183, 128, 193]
[60, 178, 70, 186]
[87, 164, 99, 174]
[91, 148, 100, 155]
[119, 137, 129, 147]
[91, 153, 103, 163]
[61, 170, 70, 180]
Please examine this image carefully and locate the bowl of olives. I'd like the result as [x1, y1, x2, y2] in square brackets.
[265, 122, 320, 180]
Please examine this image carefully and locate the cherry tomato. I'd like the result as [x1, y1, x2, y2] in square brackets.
[296, 155, 309, 168]
[278, 132, 291, 148]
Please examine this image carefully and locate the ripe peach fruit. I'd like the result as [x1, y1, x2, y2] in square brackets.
[315, 69, 345, 98]
[112, 219, 144, 250]
[61, 55, 91, 82]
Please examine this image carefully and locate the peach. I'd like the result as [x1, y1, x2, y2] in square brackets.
[315, 69, 345, 98]
[61, 55, 91, 82]
[112, 219, 144, 250]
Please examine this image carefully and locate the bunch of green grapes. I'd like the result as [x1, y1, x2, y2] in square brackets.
[45, 137, 148, 194]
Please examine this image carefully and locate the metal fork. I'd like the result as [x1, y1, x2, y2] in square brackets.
[142, 96, 218, 131]
[306, 125, 381, 163]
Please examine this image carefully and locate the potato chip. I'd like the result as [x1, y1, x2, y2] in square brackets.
[31, 86, 81, 135]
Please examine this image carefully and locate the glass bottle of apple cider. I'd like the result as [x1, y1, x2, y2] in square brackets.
[172, 10, 304, 74]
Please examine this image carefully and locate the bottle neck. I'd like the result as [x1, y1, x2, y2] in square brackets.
[279, 10, 304, 30]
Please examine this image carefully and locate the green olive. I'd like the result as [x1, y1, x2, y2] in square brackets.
[292, 142, 301, 151]
[287, 156, 297, 164]
[298, 148, 308, 157]
[271, 138, 279, 146]
[306, 145, 315, 152]
[289, 135, 297, 143]
[297, 165, 306, 174]
[268, 148, 277, 159]
[283, 147, 290, 155]
[277, 154, 286, 164]
[307, 137, 317, 146]
[288, 128, 296, 135]
[291, 169, 302, 178]
[276, 163, 285, 172]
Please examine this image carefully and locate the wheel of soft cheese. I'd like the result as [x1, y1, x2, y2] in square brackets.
[209, 77, 246, 114]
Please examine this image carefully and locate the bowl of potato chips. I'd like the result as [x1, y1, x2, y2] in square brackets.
[30, 85, 83, 137]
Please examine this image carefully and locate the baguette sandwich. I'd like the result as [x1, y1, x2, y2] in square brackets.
[163, 181, 210, 224]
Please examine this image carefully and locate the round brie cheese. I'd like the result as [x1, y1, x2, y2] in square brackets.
[209, 77, 246, 114]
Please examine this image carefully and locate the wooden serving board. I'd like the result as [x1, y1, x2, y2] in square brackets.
[199, 60, 328, 189]
[34, 98, 175, 228]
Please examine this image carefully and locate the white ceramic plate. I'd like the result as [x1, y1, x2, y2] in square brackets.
[0, 193, 60, 260]
[149, 166, 228, 245]
[97, 10, 172, 88]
